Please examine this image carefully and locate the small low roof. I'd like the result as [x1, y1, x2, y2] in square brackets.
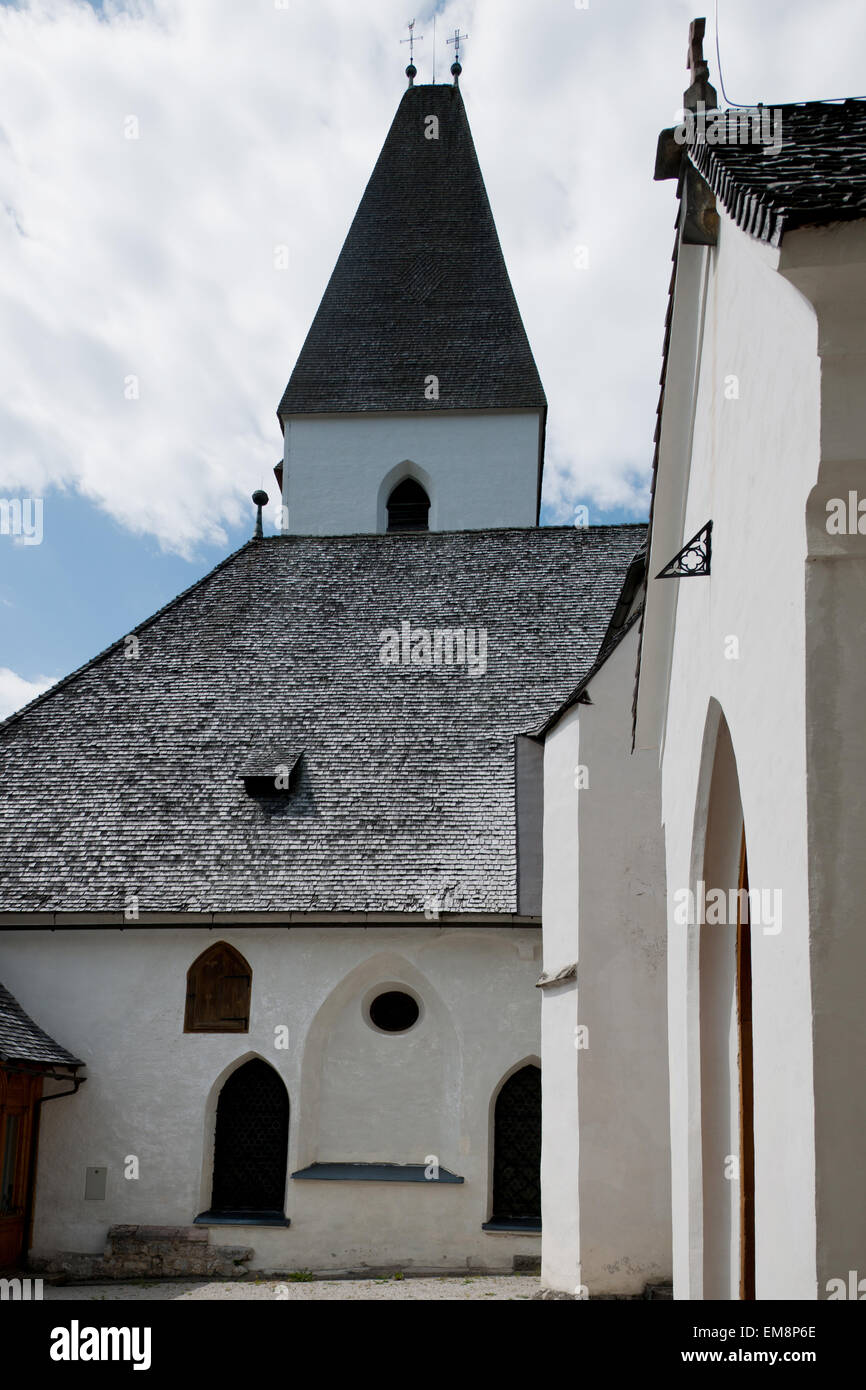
[0, 982, 82, 1068]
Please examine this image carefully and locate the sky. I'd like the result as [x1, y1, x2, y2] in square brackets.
[2, 0, 866, 717]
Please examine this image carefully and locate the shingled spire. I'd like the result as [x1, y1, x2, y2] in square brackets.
[278, 84, 546, 419]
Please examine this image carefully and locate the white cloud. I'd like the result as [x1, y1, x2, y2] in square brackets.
[0, 667, 57, 721]
[1, 0, 865, 548]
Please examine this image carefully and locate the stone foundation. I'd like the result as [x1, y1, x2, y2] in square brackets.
[30, 1225, 254, 1282]
[533, 1280, 674, 1301]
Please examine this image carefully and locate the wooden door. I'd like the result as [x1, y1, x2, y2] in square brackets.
[736, 833, 756, 1299]
[490, 1065, 542, 1228]
[211, 1059, 289, 1214]
[0, 1068, 41, 1269]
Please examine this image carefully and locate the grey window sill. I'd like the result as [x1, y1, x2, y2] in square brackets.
[291, 1162, 464, 1184]
[482, 1220, 542, 1234]
[194, 1210, 290, 1227]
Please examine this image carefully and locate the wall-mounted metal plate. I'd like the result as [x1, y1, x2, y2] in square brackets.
[84, 1166, 107, 1200]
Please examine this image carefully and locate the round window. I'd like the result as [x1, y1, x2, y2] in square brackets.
[368, 990, 420, 1034]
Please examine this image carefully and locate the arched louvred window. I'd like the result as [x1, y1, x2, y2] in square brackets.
[184, 943, 251, 1034]
[490, 1064, 542, 1229]
[210, 1059, 289, 1216]
[387, 477, 430, 532]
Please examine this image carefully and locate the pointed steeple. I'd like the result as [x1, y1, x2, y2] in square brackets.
[278, 85, 546, 419]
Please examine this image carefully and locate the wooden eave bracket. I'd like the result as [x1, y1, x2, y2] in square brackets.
[682, 164, 719, 245]
[655, 127, 684, 181]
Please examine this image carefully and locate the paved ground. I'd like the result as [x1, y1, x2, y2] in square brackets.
[42, 1275, 540, 1301]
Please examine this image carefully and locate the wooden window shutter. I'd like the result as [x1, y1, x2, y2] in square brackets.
[184, 943, 252, 1034]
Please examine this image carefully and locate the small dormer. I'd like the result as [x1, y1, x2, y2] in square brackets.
[240, 748, 303, 799]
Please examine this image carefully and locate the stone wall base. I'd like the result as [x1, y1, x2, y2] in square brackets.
[30, 1225, 254, 1283]
[533, 1281, 674, 1301]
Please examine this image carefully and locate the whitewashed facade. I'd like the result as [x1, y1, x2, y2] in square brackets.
[281, 411, 544, 535]
[537, 43, 866, 1301]
[6, 927, 542, 1273]
[635, 87, 866, 1298]
[540, 620, 671, 1297]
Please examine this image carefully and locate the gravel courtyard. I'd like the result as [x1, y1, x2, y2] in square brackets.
[42, 1275, 540, 1301]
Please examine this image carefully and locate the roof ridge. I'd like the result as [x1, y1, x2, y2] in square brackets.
[0, 539, 256, 736]
[258, 523, 648, 541]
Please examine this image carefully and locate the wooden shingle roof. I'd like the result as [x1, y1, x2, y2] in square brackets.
[0, 527, 644, 918]
[0, 982, 82, 1067]
[688, 98, 866, 247]
[278, 84, 547, 418]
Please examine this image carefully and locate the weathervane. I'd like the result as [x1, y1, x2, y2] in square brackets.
[447, 27, 468, 85]
[402, 18, 424, 87]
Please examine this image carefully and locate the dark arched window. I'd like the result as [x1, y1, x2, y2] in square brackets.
[489, 1064, 541, 1230]
[209, 1060, 289, 1217]
[387, 478, 430, 532]
[184, 943, 251, 1034]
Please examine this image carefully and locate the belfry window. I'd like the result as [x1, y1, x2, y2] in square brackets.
[387, 478, 430, 532]
[184, 943, 252, 1034]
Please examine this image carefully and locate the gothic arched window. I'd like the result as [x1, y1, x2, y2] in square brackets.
[489, 1064, 541, 1229]
[387, 478, 430, 532]
[210, 1059, 289, 1216]
[184, 943, 252, 1034]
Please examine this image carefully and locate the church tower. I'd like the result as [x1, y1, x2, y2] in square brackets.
[277, 75, 547, 535]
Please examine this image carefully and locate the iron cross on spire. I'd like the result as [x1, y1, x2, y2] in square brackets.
[401, 18, 424, 64]
[447, 27, 468, 62]
[402, 18, 424, 87]
[447, 27, 468, 85]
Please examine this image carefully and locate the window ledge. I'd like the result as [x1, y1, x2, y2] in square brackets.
[292, 1162, 464, 1184]
[482, 1220, 542, 1235]
[194, 1210, 290, 1228]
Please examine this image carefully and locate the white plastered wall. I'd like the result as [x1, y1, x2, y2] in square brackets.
[786, 218, 866, 1297]
[281, 410, 542, 534]
[541, 626, 670, 1296]
[540, 710, 580, 1295]
[0, 926, 541, 1274]
[658, 205, 819, 1299]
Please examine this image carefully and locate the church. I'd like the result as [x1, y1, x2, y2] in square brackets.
[0, 54, 651, 1282]
[2, 20, 864, 1301]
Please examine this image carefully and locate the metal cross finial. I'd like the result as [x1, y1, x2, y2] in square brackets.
[401, 18, 424, 65]
[683, 16, 717, 113]
[447, 27, 468, 63]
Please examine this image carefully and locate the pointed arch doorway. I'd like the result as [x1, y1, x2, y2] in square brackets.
[736, 833, 755, 1300]
[699, 712, 755, 1299]
[486, 1063, 542, 1231]
[207, 1059, 289, 1221]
